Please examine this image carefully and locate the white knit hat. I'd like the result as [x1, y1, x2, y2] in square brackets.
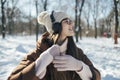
[37, 11, 69, 33]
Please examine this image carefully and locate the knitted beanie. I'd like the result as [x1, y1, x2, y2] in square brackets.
[37, 11, 69, 33]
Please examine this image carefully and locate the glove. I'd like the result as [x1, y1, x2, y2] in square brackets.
[35, 45, 60, 79]
[48, 44, 60, 57]
[53, 55, 83, 71]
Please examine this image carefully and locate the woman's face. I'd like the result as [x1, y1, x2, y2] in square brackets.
[61, 18, 74, 37]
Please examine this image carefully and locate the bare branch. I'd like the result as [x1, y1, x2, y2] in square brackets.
[8, 0, 20, 16]
[3, 0, 7, 5]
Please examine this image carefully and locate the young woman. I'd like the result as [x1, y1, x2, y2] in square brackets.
[8, 11, 101, 80]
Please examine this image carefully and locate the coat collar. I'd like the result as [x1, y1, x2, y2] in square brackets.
[43, 32, 59, 44]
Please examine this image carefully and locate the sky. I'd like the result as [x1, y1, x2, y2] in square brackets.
[0, 0, 114, 26]
[16, 0, 113, 23]
[17, 0, 36, 17]
[0, 0, 114, 18]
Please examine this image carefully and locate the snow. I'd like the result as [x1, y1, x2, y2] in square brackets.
[77, 37, 120, 80]
[0, 35, 120, 80]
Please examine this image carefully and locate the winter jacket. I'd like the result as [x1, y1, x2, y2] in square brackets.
[8, 32, 101, 80]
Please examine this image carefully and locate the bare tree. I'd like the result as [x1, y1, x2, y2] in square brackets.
[1, 0, 7, 39]
[82, 0, 92, 37]
[75, 0, 79, 42]
[35, 0, 39, 41]
[78, 0, 85, 39]
[29, 0, 32, 35]
[98, 18, 105, 36]
[99, 0, 108, 36]
[34, 0, 48, 41]
[92, 0, 100, 38]
[113, 0, 119, 44]
[41, 0, 48, 32]
[83, 0, 91, 31]
[6, 0, 19, 35]
[42, 0, 47, 11]
[74, 0, 85, 42]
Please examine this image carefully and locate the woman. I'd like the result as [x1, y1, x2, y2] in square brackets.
[8, 11, 101, 80]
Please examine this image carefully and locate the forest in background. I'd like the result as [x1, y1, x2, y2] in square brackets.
[0, 0, 120, 43]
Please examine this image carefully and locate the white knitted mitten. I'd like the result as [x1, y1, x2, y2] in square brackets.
[35, 45, 60, 79]
[53, 55, 83, 71]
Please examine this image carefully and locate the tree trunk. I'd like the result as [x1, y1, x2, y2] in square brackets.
[29, 0, 32, 35]
[94, 19, 97, 38]
[35, 0, 39, 41]
[8, 14, 14, 35]
[101, 24, 104, 36]
[113, 0, 119, 44]
[87, 19, 90, 30]
[75, 0, 78, 42]
[1, 0, 7, 39]
[78, 0, 85, 40]
[43, 0, 47, 33]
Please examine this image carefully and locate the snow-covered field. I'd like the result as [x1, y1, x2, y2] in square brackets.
[0, 35, 120, 80]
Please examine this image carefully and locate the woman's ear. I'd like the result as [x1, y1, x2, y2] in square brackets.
[52, 23, 62, 34]
[59, 38, 68, 53]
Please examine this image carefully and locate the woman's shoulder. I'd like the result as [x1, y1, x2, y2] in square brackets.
[39, 32, 50, 40]
[38, 32, 53, 47]
[42, 32, 50, 38]
[76, 47, 84, 54]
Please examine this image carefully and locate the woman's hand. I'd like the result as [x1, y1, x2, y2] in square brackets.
[53, 55, 83, 71]
[48, 45, 60, 57]
[35, 44, 60, 69]
[35, 44, 60, 79]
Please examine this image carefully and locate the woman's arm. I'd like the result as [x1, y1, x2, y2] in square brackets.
[7, 32, 50, 80]
[77, 48, 101, 80]
[7, 50, 42, 80]
[35, 44, 60, 79]
[76, 61, 92, 80]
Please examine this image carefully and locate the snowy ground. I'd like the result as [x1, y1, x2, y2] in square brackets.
[0, 35, 120, 80]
